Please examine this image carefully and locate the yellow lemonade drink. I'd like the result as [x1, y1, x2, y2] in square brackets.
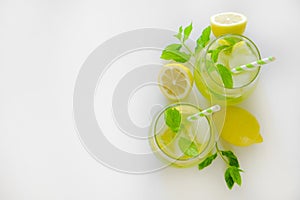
[149, 103, 216, 167]
[194, 34, 261, 105]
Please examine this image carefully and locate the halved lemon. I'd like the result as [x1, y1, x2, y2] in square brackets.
[210, 12, 247, 37]
[221, 106, 263, 147]
[158, 63, 193, 101]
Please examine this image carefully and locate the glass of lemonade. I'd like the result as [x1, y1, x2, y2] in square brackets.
[149, 103, 217, 167]
[194, 34, 261, 105]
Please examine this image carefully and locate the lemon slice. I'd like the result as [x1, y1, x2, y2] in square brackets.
[210, 12, 247, 37]
[157, 128, 176, 146]
[158, 63, 193, 101]
[221, 106, 263, 146]
[231, 41, 252, 55]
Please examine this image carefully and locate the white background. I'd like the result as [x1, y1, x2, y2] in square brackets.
[1, 0, 300, 199]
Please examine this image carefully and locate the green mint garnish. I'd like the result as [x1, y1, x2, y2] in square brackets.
[224, 167, 234, 189]
[178, 137, 199, 157]
[183, 22, 193, 42]
[161, 23, 193, 63]
[198, 143, 243, 190]
[221, 150, 242, 189]
[221, 150, 240, 167]
[198, 153, 217, 170]
[160, 44, 191, 63]
[216, 64, 233, 89]
[225, 166, 242, 189]
[164, 107, 181, 133]
[217, 144, 243, 190]
[195, 26, 211, 53]
[164, 43, 182, 51]
[161, 23, 211, 63]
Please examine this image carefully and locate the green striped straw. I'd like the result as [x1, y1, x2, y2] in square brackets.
[187, 105, 221, 121]
[231, 56, 276, 74]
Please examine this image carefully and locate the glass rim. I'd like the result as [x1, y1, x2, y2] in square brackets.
[152, 102, 213, 162]
[204, 34, 262, 89]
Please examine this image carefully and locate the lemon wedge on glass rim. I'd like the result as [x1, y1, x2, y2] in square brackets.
[158, 63, 193, 101]
[221, 106, 263, 147]
[210, 12, 247, 37]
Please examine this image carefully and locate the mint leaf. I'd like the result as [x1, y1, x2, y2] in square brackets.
[216, 64, 233, 88]
[178, 137, 199, 157]
[216, 144, 243, 190]
[225, 168, 235, 189]
[160, 50, 190, 63]
[225, 166, 242, 189]
[195, 26, 211, 53]
[160, 44, 191, 63]
[198, 153, 217, 170]
[165, 43, 182, 51]
[164, 107, 181, 133]
[163, 23, 194, 62]
[221, 151, 239, 167]
[183, 23, 193, 42]
[174, 26, 183, 40]
[230, 167, 242, 186]
[228, 166, 242, 186]
[208, 45, 229, 63]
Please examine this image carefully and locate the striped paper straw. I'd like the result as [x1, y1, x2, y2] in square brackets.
[187, 105, 221, 121]
[231, 56, 276, 73]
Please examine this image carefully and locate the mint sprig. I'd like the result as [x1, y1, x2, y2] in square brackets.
[198, 143, 243, 190]
[161, 23, 211, 63]
[161, 23, 195, 63]
[218, 146, 243, 189]
[164, 107, 181, 133]
[160, 44, 191, 63]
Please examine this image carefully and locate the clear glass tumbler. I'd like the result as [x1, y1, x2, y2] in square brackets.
[194, 34, 261, 105]
[149, 103, 217, 167]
